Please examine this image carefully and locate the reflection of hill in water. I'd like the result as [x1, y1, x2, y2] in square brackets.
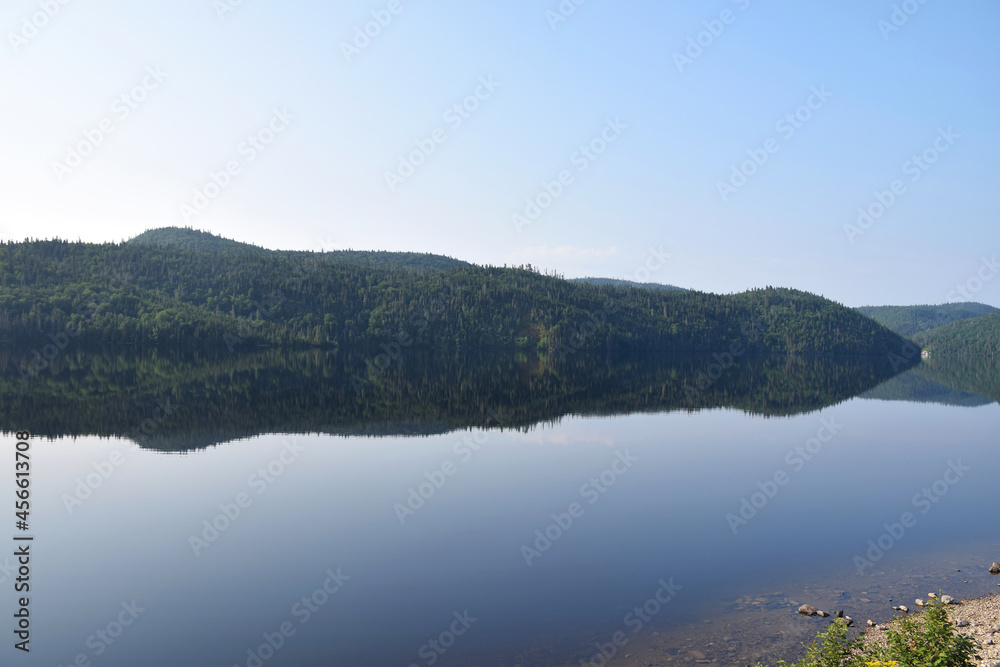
[0, 349, 916, 452]
[860, 357, 1000, 407]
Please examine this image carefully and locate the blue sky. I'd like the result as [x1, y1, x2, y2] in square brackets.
[2, 0, 997, 307]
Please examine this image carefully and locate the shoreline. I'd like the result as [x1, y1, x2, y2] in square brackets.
[860, 591, 1000, 666]
[577, 553, 1000, 667]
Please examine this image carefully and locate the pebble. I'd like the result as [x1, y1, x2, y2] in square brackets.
[990, 562, 1000, 575]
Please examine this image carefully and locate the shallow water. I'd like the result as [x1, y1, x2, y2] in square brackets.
[2, 352, 998, 666]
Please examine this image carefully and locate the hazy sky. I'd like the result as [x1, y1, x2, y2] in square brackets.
[2, 0, 997, 307]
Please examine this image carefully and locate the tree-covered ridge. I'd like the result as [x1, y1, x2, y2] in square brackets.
[855, 302, 997, 337]
[127, 226, 470, 272]
[0, 237, 909, 355]
[0, 349, 913, 452]
[569, 277, 687, 292]
[914, 310, 1000, 360]
[128, 227, 269, 254]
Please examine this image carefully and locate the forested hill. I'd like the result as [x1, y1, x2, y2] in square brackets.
[0, 236, 911, 356]
[128, 226, 470, 272]
[569, 277, 687, 292]
[855, 303, 997, 337]
[914, 311, 1000, 360]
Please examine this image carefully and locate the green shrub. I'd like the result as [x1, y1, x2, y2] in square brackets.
[757, 600, 979, 667]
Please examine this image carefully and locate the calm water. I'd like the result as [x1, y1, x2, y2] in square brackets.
[1, 350, 998, 666]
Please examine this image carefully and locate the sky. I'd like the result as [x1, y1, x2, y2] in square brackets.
[1, 0, 998, 307]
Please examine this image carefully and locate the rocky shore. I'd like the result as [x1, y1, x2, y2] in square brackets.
[860, 590, 1000, 667]
[567, 552, 1000, 667]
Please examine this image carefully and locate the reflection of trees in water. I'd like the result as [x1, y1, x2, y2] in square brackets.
[0, 349, 916, 452]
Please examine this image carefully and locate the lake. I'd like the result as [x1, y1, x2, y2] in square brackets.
[2, 349, 998, 666]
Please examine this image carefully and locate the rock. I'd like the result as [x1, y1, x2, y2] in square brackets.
[927, 593, 938, 599]
[798, 604, 819, 616]
[954, 619, 970, 627]
[877, 624, 890, 631]
[941, 595, 955, 605]
[687, 650, 706, 660]
[816, 610, 830, 618]
[835, 610, 844, 618]
[867, 619, 876, 628]
[990, 562, 1000, 575]
[915, 599, 925, 607]
[893, 605, 909, 614]
[844, 616, 854, 628]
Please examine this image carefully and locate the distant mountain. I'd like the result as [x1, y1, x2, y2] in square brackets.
[129, 227, 267, 254]
[128, 226, 470, 272]
[913, 311, 1000, 360]
[570, 277, 687, 293]
[855, 303, 997, 337]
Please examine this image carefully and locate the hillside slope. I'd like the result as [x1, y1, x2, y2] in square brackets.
[855, 303, 997, 337]
[914, 311, 1000, 359]
[128, 226, 470, 272]
[570, 277, 687, 292]
[0, 237, 911, 357]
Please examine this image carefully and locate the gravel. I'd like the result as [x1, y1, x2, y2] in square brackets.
[859, 592, 1000, 665]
